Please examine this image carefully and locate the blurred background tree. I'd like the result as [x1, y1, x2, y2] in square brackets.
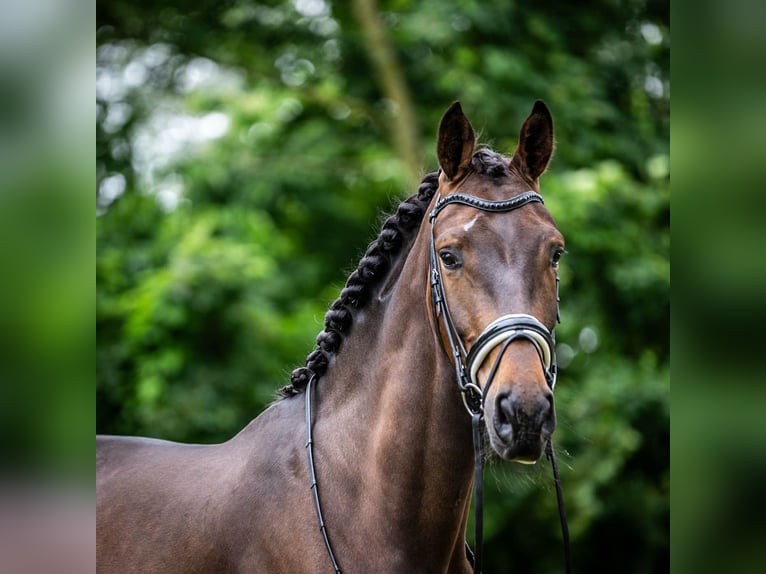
[97, 0, 668, 572]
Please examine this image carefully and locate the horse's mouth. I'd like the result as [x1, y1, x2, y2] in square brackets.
[487, 425, 550, 464]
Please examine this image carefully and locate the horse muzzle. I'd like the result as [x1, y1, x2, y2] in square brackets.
[489, 385, 555, 462]
[466, 314, 558, 463]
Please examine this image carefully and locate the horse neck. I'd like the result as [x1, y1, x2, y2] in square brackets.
[315, 222, 475, 564]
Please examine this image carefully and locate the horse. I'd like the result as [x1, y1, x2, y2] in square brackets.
[97, 100, 565, 573]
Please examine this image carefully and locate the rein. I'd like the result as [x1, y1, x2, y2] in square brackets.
[304, 187, 572, 574]
[305, 375, 342, 574]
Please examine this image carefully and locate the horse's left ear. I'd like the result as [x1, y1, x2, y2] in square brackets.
[512, 100, 554, 181]
[437, 101, 476, 181]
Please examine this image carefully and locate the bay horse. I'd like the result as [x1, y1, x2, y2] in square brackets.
[97, 101, 565, 573]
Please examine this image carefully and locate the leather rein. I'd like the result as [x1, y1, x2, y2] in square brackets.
[304, 189, 572, 573]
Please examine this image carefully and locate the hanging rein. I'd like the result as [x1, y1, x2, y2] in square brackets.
[304, 187, 573, 573]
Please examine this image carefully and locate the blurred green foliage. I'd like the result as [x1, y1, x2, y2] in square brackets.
[97, 0, 668, 572]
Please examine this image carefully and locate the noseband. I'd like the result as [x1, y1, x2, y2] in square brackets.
[428, 189, 571, 574]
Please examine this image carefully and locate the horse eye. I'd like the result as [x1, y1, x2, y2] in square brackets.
[551, 248, 565, 268]
[439, 250, 461, 269]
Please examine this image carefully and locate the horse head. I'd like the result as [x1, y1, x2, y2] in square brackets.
[431, 101, 564, 463]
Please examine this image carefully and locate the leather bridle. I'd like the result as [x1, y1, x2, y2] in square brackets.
[428, 188, 571, 574]
[304, 187, 572, 574]
[428, 190, 558, 416]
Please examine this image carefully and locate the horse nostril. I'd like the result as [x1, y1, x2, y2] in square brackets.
[494, 391, 515, 440]
[493, 389, 556, 441]
[541, 391, 556, 433]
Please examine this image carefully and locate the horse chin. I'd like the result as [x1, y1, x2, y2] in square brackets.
[488, 431, 547, 464]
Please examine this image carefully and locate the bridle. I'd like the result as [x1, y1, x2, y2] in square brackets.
[304, 186, 572, 574]
[428, 190, 558, 416]
[427, 188, 571, 574]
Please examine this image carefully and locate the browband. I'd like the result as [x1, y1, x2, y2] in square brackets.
[430, 190, 543, 221]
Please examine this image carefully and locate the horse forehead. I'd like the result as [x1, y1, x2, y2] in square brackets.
[436, 171, 562, 243]
[437, 201, 561, 247]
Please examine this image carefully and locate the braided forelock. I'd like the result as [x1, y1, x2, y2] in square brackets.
[471, 148, 510, 178]
[278, 171, 440, 398]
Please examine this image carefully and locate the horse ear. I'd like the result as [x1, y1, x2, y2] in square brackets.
[512, 100, 554, 181]
[437, 101, 476, 181]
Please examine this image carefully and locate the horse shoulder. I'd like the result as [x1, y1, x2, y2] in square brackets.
[96, 399, 312, 573]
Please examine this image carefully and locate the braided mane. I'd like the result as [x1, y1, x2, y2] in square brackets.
[278, 171, 440, 397]
[278, 149, 512, 398]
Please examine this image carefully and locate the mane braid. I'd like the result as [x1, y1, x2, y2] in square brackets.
[277, 171, 440, 398]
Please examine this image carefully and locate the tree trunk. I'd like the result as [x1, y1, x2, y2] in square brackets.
[351, 0, 422, 184]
